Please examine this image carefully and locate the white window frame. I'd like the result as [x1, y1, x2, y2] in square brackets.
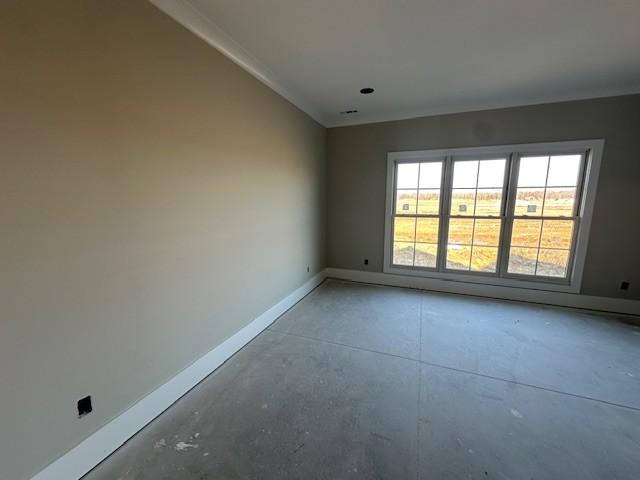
[383, 139, 604, 293]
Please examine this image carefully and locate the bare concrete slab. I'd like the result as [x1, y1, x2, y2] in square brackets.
[84, 279, 640, 480]
[271, 279, 422, 359]
[419, 364, 640, 479]
[419, 291, 640, 408]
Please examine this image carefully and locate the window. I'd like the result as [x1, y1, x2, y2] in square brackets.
[384, 140, 604, 293]
[392, 160, 444, 268]
[446, 157, 506, 273]
[507, 154, 582, 278]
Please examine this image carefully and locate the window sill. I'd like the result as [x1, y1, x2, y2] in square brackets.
[383, 265, 580, 293]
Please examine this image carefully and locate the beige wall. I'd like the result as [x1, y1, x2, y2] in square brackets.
[327, 94, 640, 300]
[0, 2, 325, 479]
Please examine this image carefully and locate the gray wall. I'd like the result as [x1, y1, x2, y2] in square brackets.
[0, 2, 325, 479]
[327, 94, 640, 300]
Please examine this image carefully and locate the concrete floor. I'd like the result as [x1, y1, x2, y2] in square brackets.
[84, 279, 640, 480]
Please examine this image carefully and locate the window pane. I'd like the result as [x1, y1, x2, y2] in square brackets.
[514, 188, 544, 216]
[397, 163, 419, 189]
[395, 190, 417, 214]
[393, 242, 414, 266]
[452, 161, 478, 188]
[415, 243, 438, 268]
[511, 219, 542, 247]
[450, 189, 476, 215]
[473, 219, 501, 246]
[508, 247, 538, 275]
[547, 155, 581, 187]
[394, 217, 416, 242]
[543, 188, 576, 217]
[474, 189, 502, 216]
[540, 220, 574, 250]
[447, 244, 471, 270]
[416, 218, 439, 243]
[518, 156, 549, 187]
[471, 246, 498, 272]
[447, 218, 474, 244]
[536, 249, 570, 277]
[417, 189, 440, 214]
[477, 159, 506, 188]
[419, 162, 442, 188]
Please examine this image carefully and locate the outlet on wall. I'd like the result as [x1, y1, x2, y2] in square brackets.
[364, 259, 369, 265]
[78, 396, 92, 418]
[306, 265, 310, 272]
[620, 281, 630, 291]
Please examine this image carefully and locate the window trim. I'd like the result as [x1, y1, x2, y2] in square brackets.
[383, 139, 604, 294]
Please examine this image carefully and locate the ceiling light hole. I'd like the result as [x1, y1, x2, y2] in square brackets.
[360, 87, 375, 94]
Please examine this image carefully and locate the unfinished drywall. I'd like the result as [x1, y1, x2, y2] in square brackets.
[327, 94, 640, 300]
[0, 1, 325, 479]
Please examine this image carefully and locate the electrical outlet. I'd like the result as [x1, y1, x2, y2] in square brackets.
[78, 396, 92, 418]
[364, 259, 369, 265]
[307, 265, 310, 272]
[620, 281, 630, 291]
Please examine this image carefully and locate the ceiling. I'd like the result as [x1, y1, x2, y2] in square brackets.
[151, 0, 640, 127]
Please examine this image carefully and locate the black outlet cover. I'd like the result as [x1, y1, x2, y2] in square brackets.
[78, 396, 92, 417]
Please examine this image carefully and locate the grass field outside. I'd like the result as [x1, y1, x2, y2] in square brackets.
[393, 194, 575, 277]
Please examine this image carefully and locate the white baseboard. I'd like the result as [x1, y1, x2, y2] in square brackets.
[326, 268, 640, 317]
[31, 271, 327, 480]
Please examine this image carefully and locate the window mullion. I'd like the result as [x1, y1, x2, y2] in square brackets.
[437, 156, 454, 272]
[498, 153, 520, 277]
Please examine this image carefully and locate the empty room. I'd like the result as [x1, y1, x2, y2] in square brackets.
[2, 1, 640, 479]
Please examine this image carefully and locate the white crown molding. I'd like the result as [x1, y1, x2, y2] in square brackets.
[30, 271, 327, 480]
[325, 88, 640, 128]
[149, 0, 326, 126]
